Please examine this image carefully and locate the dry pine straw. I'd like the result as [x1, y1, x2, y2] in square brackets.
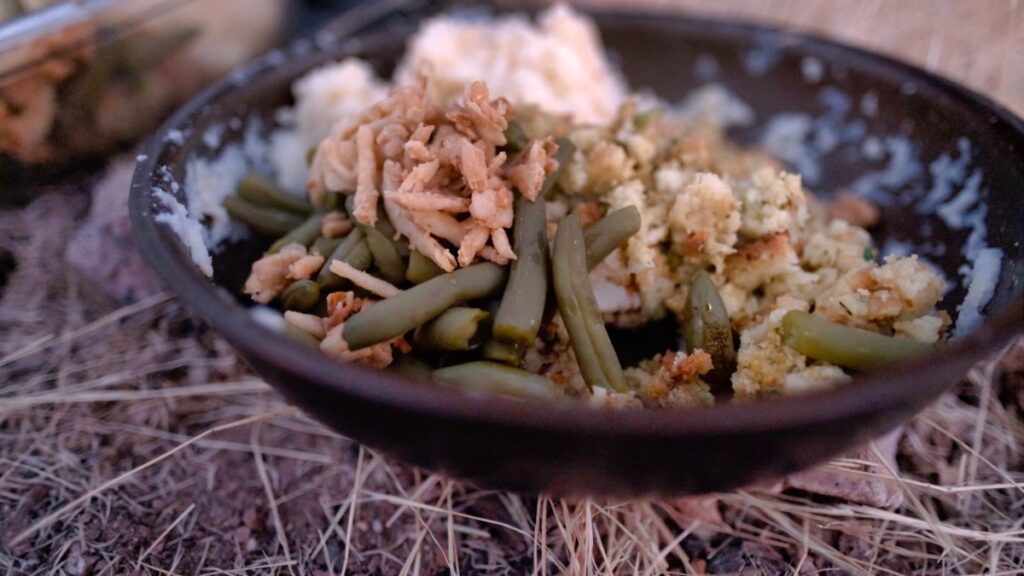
[0, 188, 1022, 576]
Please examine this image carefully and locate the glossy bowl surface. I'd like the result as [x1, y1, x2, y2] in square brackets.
[130, 9, 1024, 496]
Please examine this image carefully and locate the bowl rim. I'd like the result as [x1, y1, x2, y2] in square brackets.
[130, 9, 1024, 438]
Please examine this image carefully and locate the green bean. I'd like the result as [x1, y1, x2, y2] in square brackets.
[269, 212, 324, 253]
[781, 311, 934, 372]
[553, 215, 627, 392]
[360, 224, 406, 285]
[392, 355, 432, 379]
[413, 307, 491, 352]
[320, 240, 371, 293]
[284, 325, 321, 348]
[432, 362, 557, 400]
[346, 193, 407, 254]
[583, 206, 642, 270]
[502, 121, 529, 152]
[237, 171, 312, 215]
[634, 109, 662, 129]
[492, 194, 548, 347]
[343, 263, 508, 349]
[317, 229, 364, 286]
[311, 236, 343, 258]
[322, 192, 343, 212]
[281, 280, 320, 312]
[541, 138, 576, 199]
[682, 270, 736, 384]
[223, 195, 304, 237]
[482, 339, 525, 365]
[406, 250, 444, 284]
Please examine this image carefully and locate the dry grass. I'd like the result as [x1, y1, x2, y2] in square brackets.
[1, 195, 1022, 574]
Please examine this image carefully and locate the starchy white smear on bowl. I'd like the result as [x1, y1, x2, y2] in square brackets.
[955, 247, 1002, 338]
[673, 84, 754, 128]
[395, 3, 626, 124]
[184, 147, 249, 247]
[153, 188, 214, 277]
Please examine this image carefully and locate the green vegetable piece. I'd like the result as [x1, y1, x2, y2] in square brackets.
[634, 109, 662, 129]
[223, 195, 304, 237]
[269, 212, 324, 254]
[413, 307, 491, 352]
[492, 193, 548, 347]
[311, 236, 343, 258]
[781, 310, 934, 372]
[319, 240, 371, 293]
[540, 138, 576, 199]
[343, 263, 508, 350]
[406, 250, 445, 284]
[360, 224, 406, 285]
[502, 121, 529, 152]
[433, 362, 557, 400]
[482, 339, 526, 365]
[317, 229, 362, 284]
[281, 280, 320, 312]
[553, 215, 627, 392]
[284, 325, 321, 348]
[682, 270, 736, 384]
[237, 171, 312, 215]
[392, 355, 432, 379]
[582, 206, 642, 270]
[322, 192, 343, 212]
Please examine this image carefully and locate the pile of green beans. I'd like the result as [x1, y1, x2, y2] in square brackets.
[781, 311, 934, 372]
[552, 215, 628, 392]
[227, 144, 645, 402]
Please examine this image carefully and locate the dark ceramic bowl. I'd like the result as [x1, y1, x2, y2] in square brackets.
[130, 9, 1024, 496]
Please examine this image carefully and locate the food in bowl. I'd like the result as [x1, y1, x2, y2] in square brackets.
[195, 5, 950, 408]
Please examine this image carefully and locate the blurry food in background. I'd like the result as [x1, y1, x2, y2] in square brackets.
[0, 0, 287, 165]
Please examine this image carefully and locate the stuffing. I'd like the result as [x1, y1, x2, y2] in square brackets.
[724, 233, 801, 292]
[667, 172, 740, 269]
[732, 304, 810, 397]
[894, 314, 947, 343]
[783, 365, 851, 395]
[735, 167, 808, 239]
[627, 350, 714, 406]
[801, 219, 873, 276]
[815, 256, 945, 331]
[608, 180, 673, 317]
